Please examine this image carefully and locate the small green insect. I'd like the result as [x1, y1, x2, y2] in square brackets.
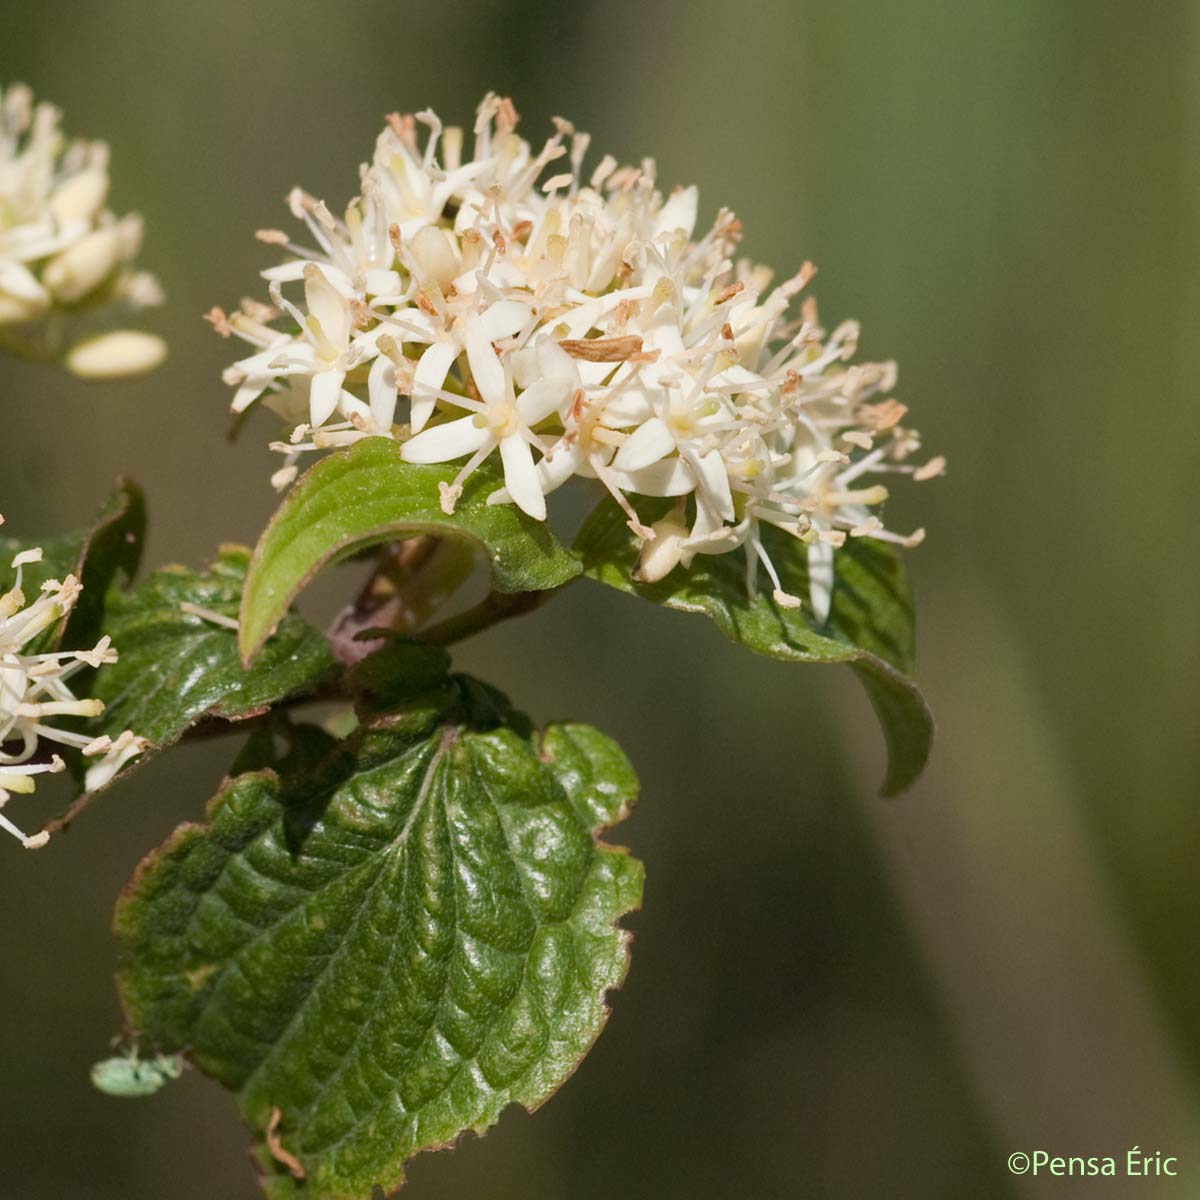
[90, 1050, 184, 1098]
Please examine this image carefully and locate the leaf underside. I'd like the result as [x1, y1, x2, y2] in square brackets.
[239, 437, 582, 664]
[573, 496, 932, 794]
[116, 662, 642, 1199]
[88, 545, 335, 760]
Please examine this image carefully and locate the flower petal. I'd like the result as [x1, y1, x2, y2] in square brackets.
[516, 379, 568, 426]
[538, 441, 586, 493]
[480, 298, 531, 341]
[693, 449, 735, 521]
[368, 354, 397, 429]
[235, 338, 316, 377]
[304, 267, 351, 350]
[652, 185, 699, 240]
[0, 260, 49, 302]
[807, 538, 835, 624]
[339, 390, 370, 422]
[464, 314, 507, 406]
[309, 368, 345, 427]
[231, 375, 271, 414]
[363, 269, 402, 296]
[383, 309, 439, 343]
[612, 456, 696, 497]
[601, 387, 655, 427]
[261, 261, 309, 284]
[499, 434, 546, 520]
[401, 415, 491, 463]
[411, 339, 458, 431]
[536, 336, 580, 381]
[613, 417, 675, 472]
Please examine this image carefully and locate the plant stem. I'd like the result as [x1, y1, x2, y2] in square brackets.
[42, 568, 565, 838]
[417, 587, 558, 646]
[327, 538, 483, 664]
[39, 686, 344, 837]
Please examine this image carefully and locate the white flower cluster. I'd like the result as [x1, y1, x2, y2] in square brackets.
[217, 95, 942, 619]
[0, 522, 147, 849]
[0, 82, 165, 377]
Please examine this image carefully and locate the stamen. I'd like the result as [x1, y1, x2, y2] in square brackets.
[179, 602, 240, 631]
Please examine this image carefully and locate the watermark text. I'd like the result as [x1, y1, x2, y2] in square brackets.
[1007, 1148, 1178, 1178]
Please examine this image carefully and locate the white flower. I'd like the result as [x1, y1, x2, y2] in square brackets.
[0, 82, 163, 370]
[218, 94, 943, 616]
[0, 522, 147, 849]
[403, 317, 571, 518]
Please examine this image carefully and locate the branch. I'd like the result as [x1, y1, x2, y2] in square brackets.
[326, 537, 476, 665]
[417, 588, 555, 646]
[39, 684, 346, 838]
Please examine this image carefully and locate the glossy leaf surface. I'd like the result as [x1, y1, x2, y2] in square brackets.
[116, 666, 642, 1198]
[239, 439, 582, 664]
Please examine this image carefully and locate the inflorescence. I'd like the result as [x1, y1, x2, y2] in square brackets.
[214, 95, 943, 619]
[0, 521, 146, 848]
[0, 82, 165, 377]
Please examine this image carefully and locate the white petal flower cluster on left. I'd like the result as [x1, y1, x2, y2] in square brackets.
[0, 521, 147, 849]
[0, 82, 166, 377]
[216, 95, 943, 619]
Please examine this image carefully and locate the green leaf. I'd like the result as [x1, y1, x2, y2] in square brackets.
[348, 638, 454, 711]
[115, 674, 642, 1200]
[67, 478, 147, 649]
[89, 545, 335, 758]
[0, 479, 145, 652]
[239, 438, 582, 665]
[573, 497, 932, 795]
[230, 719, 343, 781]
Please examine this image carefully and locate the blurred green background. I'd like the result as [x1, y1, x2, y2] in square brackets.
[3, 2, 1199, 1196]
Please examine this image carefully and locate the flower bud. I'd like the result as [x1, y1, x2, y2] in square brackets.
[408, 224, 461, 289]
[43, 227, 123, 302]
[48, 168, 110, 224]
[0, 84, 163, 373]
[0, 262, 50, 325]
[65, 330, 167, 379]
[634, 504, 691, 583]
